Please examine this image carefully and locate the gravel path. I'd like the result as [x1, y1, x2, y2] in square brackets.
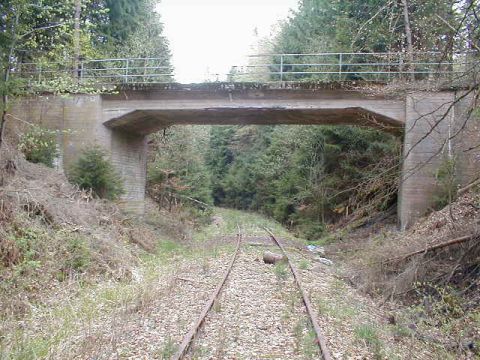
[186, 242, 319, 360]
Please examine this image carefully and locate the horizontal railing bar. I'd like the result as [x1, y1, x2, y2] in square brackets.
[12, 51, 478, 86]
[81, 74, 174, 78]
[248, 50, 477, 57]
[234, 61, 465, 68]
[235, 70, 466, 75]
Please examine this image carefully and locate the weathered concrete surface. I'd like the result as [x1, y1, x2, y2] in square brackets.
[398, 91, 480, 229]
[102, 88, 405, 135]
[8, 86, 480, 229]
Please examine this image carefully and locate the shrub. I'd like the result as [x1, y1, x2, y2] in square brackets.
[63, 235, 91, 273]
[18, 126, 58, 167]
[433, 156, 458, 210]
[69, 146, 124, 200]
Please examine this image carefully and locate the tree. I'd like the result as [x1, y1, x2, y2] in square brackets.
[0, 0, 171, 150]
[69, 146, 124, 200]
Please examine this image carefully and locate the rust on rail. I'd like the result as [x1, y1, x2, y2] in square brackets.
[264, 227, 333, 360]
[172, 231, 242, 360]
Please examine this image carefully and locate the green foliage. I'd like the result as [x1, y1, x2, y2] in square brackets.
[274, 261, 289, 281]
[63, 236, 91, 273]
[69, 146, 124, 200]
[354, 323, 384, 358]
[275, 0, 458, 54]
[204, 125, 399, 240]
[18, 126, 58, 167]
[8, 227, 43, 276]
[1, 0, 171, 100]
[148, 126, 213, 207]
[434, 156, 458, 210]
[268, 0, 464, 82]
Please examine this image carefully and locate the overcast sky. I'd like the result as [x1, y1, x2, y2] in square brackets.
[157, 0, 298, 83]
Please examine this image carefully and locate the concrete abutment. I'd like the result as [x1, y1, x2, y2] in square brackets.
[398, 91, 480, 230]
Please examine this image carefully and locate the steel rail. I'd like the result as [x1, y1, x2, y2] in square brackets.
[173, 226, 332, 360]
[264, 227, 333, 360]
[172, 231, 242, 360]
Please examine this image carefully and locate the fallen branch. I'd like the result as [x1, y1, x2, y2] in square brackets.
[385, 234, 477, 264]
[457, 177, 480, 196]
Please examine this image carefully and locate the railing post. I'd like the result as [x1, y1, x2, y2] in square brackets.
[399, 53, 404, 81]
[280, 55, 284, 83]
[339, 53, 343, 81]
[144, 58, 147, 83]
[124, 59, 129, 84]
[38, 64, 42, 83]
[79, 61, 84, 82]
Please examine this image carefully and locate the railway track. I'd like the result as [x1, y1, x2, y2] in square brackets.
[172, 227, 332, 360]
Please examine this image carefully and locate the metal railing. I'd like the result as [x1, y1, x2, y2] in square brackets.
[11, 51, 479, 85]
[229, 51, 477, 82]
[14, 58, 174, 85]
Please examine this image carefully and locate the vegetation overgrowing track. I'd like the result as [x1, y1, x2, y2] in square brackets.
[173, 226, 332, 360]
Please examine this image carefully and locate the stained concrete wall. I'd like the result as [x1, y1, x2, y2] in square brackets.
[398, 91, 480, 229]
[9, 95, 147, 215]
[110, 130, 147, 214]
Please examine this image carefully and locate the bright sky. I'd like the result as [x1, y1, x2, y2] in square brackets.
[157, 0, 298, 83]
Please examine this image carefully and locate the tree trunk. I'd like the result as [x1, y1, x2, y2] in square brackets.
[0, 11, 20, 151]
[73, 0, 82, 80]
[401, 0, 415, 80]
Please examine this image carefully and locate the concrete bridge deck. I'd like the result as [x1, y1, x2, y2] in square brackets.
[102, 87, 405, 135]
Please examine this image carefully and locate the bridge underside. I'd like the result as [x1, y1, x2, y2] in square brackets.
[100, 87, 405, 135]
[104, 107, 403, 135]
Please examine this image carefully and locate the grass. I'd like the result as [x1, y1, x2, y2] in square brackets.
[0, 236, 188, 359]
[317, 297, 358, 321]
[354, 323, 384, 359]
[293, 318, 320, 359]
[158, 337, 177, 359]
[274, 261, 289, 281]
[193, 207, 297, 242]
[298, 259, 310, 270]
[1, 206, 251, 358]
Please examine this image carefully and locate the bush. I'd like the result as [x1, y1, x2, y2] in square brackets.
[433, 156, 458, 210]
[69, 146, 124, 200]
[63, 235, 91, 273]
[18, 126, 58, 167]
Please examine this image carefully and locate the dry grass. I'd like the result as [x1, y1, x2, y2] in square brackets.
[349, 191, 480, 299]
[324, 189, 480, 358]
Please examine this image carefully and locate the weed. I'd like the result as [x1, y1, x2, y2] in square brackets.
[354, 323, 384, 359]
[293, 318, 319, 358]
[64, 235, 91, 273]
[158, 337, 177, 359]
[274, 261, 288, 281]
[390, 324, 413, 338]
[213, 298, 222, 313]
[298, 259, 310, 270]
[18, 125, 59, 168]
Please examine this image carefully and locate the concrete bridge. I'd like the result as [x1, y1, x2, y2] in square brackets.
[10, 83, 480, 230]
